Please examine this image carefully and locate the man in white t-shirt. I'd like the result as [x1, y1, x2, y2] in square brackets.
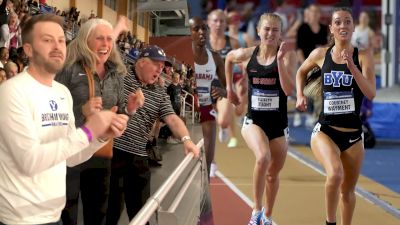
[0, 14, 129, 225]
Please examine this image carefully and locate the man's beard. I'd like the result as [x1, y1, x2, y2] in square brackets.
[32, 49, 65, 74]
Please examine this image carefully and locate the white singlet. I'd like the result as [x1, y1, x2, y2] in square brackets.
[195, 48, 218, 106]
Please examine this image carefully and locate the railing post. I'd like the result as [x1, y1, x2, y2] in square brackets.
[129, 139, 204, 225]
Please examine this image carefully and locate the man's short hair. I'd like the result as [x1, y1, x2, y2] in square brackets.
[21, 14, 64, 44]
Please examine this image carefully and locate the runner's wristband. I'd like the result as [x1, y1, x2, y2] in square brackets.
[80, 125, 93, 142]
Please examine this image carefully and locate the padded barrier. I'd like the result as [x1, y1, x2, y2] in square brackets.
[369, 103, 400, 140]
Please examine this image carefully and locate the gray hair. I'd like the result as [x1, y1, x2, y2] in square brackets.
[64, 18, 127, 75]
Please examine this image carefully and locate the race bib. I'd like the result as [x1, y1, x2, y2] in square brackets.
[323, 91, 355, 115]
[251, 89, 279, 111]
[197, 86, 211, 106]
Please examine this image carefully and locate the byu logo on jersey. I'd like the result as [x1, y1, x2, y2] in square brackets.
[49, 100, 58, 111]
[324, 70, 353, 87]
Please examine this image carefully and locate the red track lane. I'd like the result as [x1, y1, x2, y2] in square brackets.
[210, 177, 252, 225]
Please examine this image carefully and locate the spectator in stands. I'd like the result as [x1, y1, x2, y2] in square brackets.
[106, 45, 200, 225]
[181, 60, 187, 77]
[0, 46, 8, 68]
[18, 11, 32, 28]
[0, 13, 128, 225]
[126, 31, 133, 44]
[0, 67, 5, 83]
[294, 4, 328, 128]
[0, 12, 21, 49]
[20, 1, 30, 15]
[4, 60, 18, 79]
[296, 7, 375, 225]
[128, 40, 142, 59]
[183, 76, 195, 95]
[27, 0, 39, 8]
[64, 7, 78, 22]
[9, 46, 28, 72]
[64, 20, 74, 43]
[89, 10, 96, 20]
[360, 96, 376, 148]
[116, 32, 126, 51]
[55, 17, 142, 225]
[158, 74, 166, 88]
[18, 10, 26, 22]
[186, 63, 193, 79]
[166, 72, 183, 143]
[351, 11, 375, 50]
[29, 0, 40, 15]
[0, 0, 9, 26]
[163, 59, 173, 81]
[123, 38, 131, 54]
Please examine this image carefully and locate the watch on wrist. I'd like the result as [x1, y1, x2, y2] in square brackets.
[181, 136, 191, 142]
[125, 106, 136, 115]
[98, 137, 108, 143]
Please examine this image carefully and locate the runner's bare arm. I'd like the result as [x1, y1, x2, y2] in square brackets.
[295, 47, 327, 111]
[212, 51, 226, 88]
[225, 47, 255, 91]
[350, 48, 375, 100]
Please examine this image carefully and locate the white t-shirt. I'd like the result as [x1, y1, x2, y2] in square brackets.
[0, 70, 104, 224]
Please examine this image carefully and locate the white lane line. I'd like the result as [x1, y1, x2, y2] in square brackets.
[214, 171, 278, 225]
[214, 171, 253, 208]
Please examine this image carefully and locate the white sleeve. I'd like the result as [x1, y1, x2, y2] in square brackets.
[66, 137, 107, 167]
[0, 82, 100, 176]
[0, 25, 9, 45]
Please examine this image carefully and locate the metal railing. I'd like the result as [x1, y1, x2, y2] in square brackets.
[129, 139, 204, 225]
[180, 90, 195, 124]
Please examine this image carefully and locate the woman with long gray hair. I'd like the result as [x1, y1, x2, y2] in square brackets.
[55, 17, 143, 225]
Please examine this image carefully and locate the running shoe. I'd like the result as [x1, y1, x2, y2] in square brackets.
[227, 137, 238, 148]
[305, 114, 316, 128]
[293, 112, 302, 127]
[219, 128, 229, 143]
[209, 163, 217, 178]
[248, 210, 262, 225]
[260, 208, 273, 225]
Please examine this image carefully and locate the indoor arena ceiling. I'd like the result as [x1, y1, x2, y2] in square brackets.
[137, 0, 190, 36]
